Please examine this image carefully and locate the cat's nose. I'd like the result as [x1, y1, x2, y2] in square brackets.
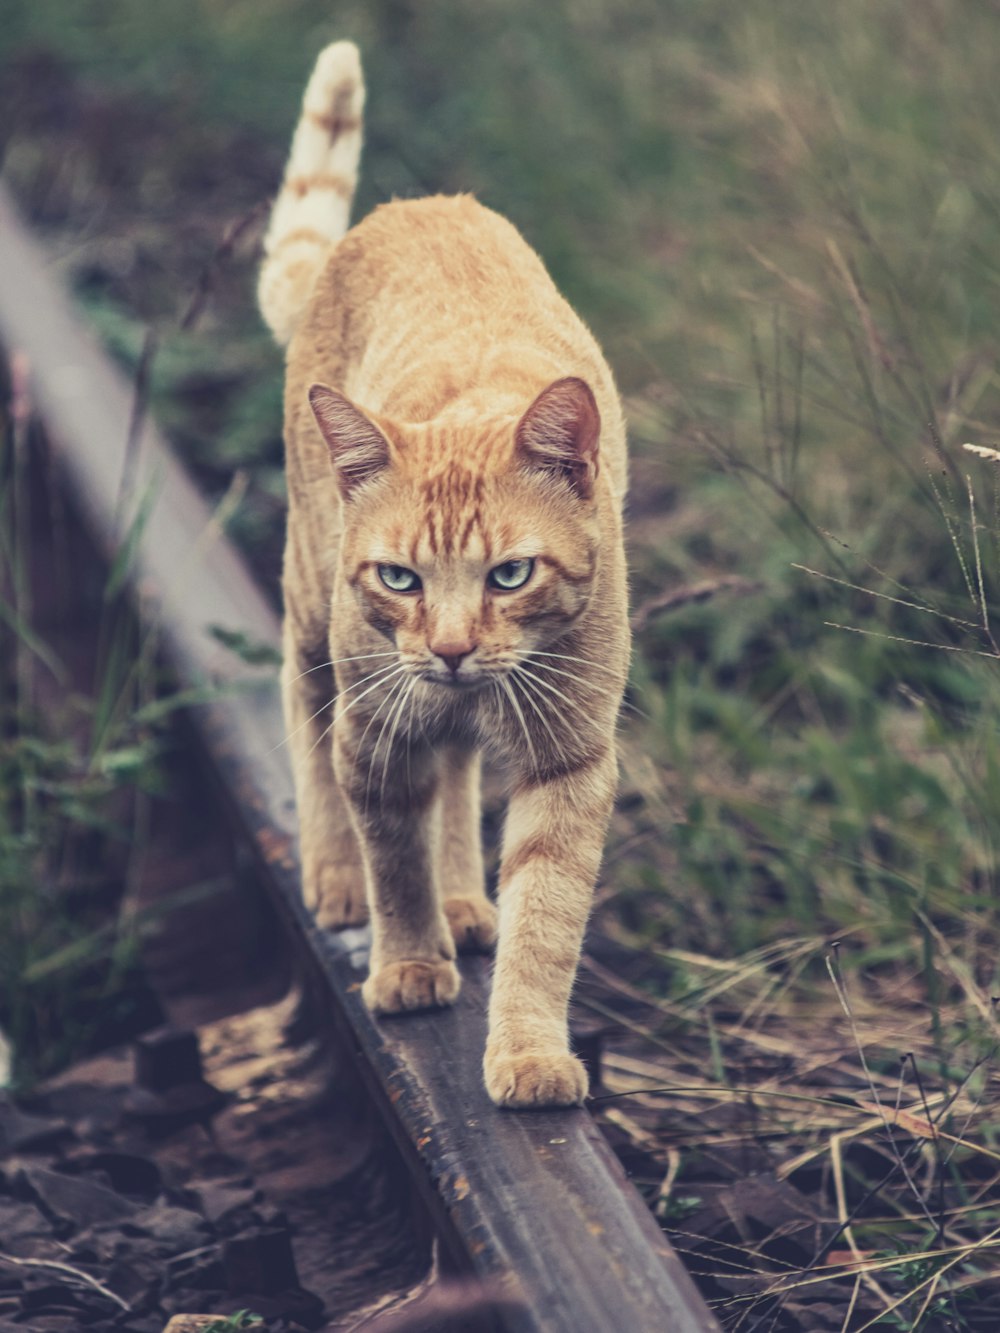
[431, 640, 475, 674]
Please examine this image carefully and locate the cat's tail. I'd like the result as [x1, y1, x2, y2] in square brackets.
[258, 41, 365, 345]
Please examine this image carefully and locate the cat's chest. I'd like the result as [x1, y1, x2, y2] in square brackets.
[408, 681, 591, 776]
[410, 686, 489, 749]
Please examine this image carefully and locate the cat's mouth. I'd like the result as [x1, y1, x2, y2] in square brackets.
[416, 666, 494, 690]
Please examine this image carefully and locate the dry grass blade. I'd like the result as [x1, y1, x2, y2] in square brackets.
[964, 442, 1000, 462]
[825, 236, 895, 373]
[852, 1223, 1000, 1332]
[792, 562, 979, 629]
[967, 471, 1000, 654]
[823, 621, 1000, 658]
[829, 1130, 895, 1310]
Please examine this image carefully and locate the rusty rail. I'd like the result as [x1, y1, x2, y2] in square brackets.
[0, 184, 720, 1333]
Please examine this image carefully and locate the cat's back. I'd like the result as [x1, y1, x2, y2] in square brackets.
[290, 193, 626, 503]
[321, 193, 560, 322]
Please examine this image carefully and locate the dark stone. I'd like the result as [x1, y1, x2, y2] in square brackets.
[123, 1083, 228, 1134]
[0, 1200, 52, 1246]
[19, 1167, 138, 1229]
[128, 1203, 209, 1253]
[1, 1234, 65, 1263]
[103, 1250, 162, 1308]
[165, 1249, 225, 1292]
[62, 1152, 161, 1200]
[9, 1319, 81, 1332]
[122, 1029, 228, 1135]
[19, 1281, 86, 1312]
[0, 1097, 72, 1155]
[223, 1227, 298, 1294]
[116, 1318, 164, 1333]
[190, 1181, 258, 1229]
[133, 1029, 204, 1093]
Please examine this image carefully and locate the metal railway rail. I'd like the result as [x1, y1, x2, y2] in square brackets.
[0, 185, 720, 1333]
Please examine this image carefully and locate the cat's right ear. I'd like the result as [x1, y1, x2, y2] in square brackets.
[308, 384, 392, 498]
[515, 377, 600, 501]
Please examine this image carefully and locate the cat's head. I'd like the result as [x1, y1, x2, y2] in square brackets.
[309, 377, 602, 687]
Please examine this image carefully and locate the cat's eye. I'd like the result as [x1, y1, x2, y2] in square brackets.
[488, 558, 534, 591]
[378, 564, 421, 593]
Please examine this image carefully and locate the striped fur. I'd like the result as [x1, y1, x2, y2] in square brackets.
[258, 42, 365, 345]
[264, 48, 630, 1108]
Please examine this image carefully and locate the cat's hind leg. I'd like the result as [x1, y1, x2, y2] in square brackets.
[437, 748, 497, 953]
[281, 615, 368, 929]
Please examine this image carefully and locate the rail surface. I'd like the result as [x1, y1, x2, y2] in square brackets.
[0, 185, 720, 1333]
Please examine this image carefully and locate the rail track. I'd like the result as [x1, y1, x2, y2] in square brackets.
[0, 184, 720, 1333]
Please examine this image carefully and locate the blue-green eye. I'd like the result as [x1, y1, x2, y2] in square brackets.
[488, 558, 534, 591]
[378, 564, 421, 593]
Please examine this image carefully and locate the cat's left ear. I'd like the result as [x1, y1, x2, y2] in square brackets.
[308, 384, 393, 499]
[515, 377, 600, 501]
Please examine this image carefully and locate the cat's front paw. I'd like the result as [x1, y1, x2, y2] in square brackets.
[483, 1048, 588, 1109]
[443, 897, 497, 953]
[363, 960, 461, 1014]
[306, 863, 368, 930]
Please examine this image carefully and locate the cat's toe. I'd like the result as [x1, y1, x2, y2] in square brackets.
[364, 960, 461, 1014]
[483, 1049, 589, 1109]
[307, 865, 368, 930]
[443, 897, 497, 953]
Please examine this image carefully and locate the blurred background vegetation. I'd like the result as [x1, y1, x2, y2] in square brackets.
[4, 0, 1000, 1322]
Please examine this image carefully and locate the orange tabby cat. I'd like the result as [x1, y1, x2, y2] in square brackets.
[258, 42, 629, 1108]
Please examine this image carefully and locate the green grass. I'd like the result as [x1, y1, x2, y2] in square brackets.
[202, 1313, 262, 1333]
[5, 0, 1000, 1322]
[0, 396, 180, 1086]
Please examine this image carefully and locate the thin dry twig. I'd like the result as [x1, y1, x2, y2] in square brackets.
[178, 198, 270, 333]
[0, 1252, 130, 1312]
[630, 576, 763, 631]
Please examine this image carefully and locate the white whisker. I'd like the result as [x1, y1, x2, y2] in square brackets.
[511, 668, 571, 771]
[304, 664, 409, 763]
[513, 662, 594, 720]
[405, 675, 418, 794]
[284, 649, 398, 686]
[528, 650, 627, 678]
[364, 673, 411, 815]
[378, 676, 416, 807]
[269, 659, 402, 754]
[526, 657, 622, 700]
[526, 656, 645, 718]
[500, 673, 540, 777]
[352, 670, 404, 792]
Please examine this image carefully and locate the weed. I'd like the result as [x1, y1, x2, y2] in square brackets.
[202, 1312, 263, 1333]
[0, 393, 162, 1082]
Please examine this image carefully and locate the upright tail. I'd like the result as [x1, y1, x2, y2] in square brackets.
[258, 41, 365, 345]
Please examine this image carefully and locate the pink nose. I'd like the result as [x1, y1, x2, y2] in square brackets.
[431, 640, 475, 673]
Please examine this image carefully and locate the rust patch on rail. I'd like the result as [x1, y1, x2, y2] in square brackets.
[256, 827, 296, 870]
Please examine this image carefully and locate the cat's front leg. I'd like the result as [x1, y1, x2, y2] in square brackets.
[485, 750, 617, 1108]
[333, 728, 460, 1013]
[437, 747, 497, 953]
